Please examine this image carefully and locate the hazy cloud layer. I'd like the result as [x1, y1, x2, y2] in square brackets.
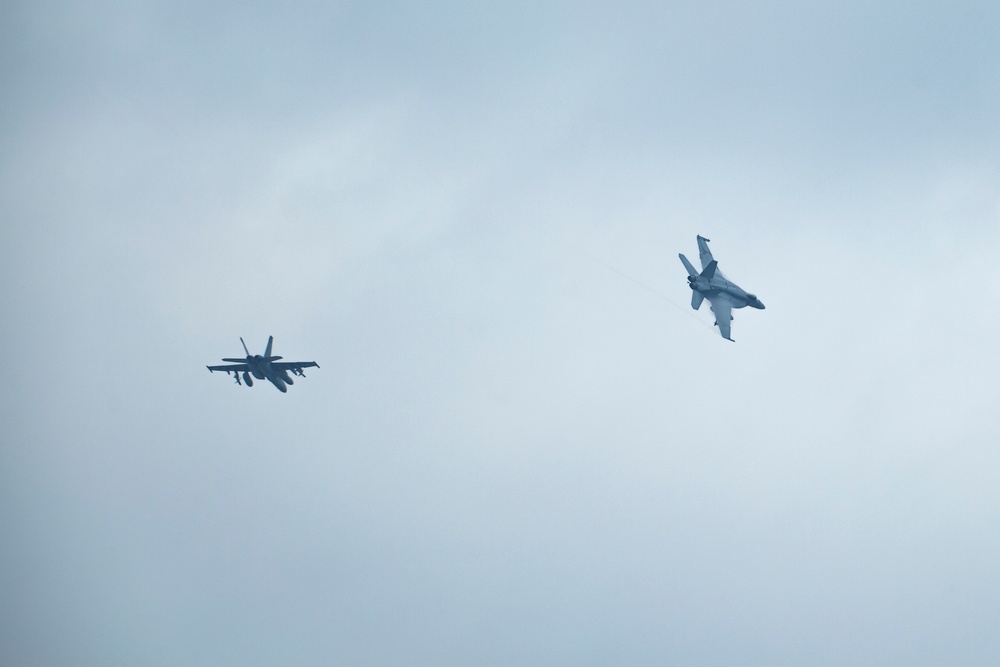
[2, 1, 999, 665]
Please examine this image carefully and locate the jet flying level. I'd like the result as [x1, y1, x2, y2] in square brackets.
[207, 336, 318, 392]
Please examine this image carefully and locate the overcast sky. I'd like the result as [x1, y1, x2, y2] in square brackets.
[2, 1, 1000, 665]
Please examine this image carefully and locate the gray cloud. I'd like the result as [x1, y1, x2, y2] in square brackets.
[2, 1, 999, 665]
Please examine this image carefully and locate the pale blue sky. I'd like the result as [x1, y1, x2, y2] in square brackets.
[2, 2, 999, 665]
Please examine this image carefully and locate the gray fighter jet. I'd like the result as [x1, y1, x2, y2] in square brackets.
[679, 236, 764, 341]
[207, 336, 319, 392]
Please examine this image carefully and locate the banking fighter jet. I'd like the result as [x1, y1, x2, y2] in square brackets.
[679, 236, 764, 341]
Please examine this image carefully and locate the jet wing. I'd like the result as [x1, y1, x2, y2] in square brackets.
[697, 235, 715, 271]
[207, 363, 250, 373]
[707, 294, 735, 341]
[272, 361, 319, 372]
[697, 235, 730, 281]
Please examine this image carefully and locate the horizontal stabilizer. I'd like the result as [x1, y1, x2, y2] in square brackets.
[222, 357, 247, 363]
[691, 291, 704, 310]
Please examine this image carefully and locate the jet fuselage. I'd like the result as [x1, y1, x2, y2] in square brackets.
[222, 354, 294, 391]
[687, 273, 765, 310]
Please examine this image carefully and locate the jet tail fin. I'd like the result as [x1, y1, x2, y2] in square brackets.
[240, 337, 251, 356]
[679, 253, 699, 277]
[700, 260, 718, 279]
[264, 335, 274, 359]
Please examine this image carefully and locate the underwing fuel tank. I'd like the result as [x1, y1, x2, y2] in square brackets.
[243, 372, 253, 387]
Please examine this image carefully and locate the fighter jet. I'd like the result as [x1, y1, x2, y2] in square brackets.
[207, 336, 319, 392]
[679, 236, 764, 341]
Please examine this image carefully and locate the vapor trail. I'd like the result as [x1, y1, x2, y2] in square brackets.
[566, 246, 714, 331]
